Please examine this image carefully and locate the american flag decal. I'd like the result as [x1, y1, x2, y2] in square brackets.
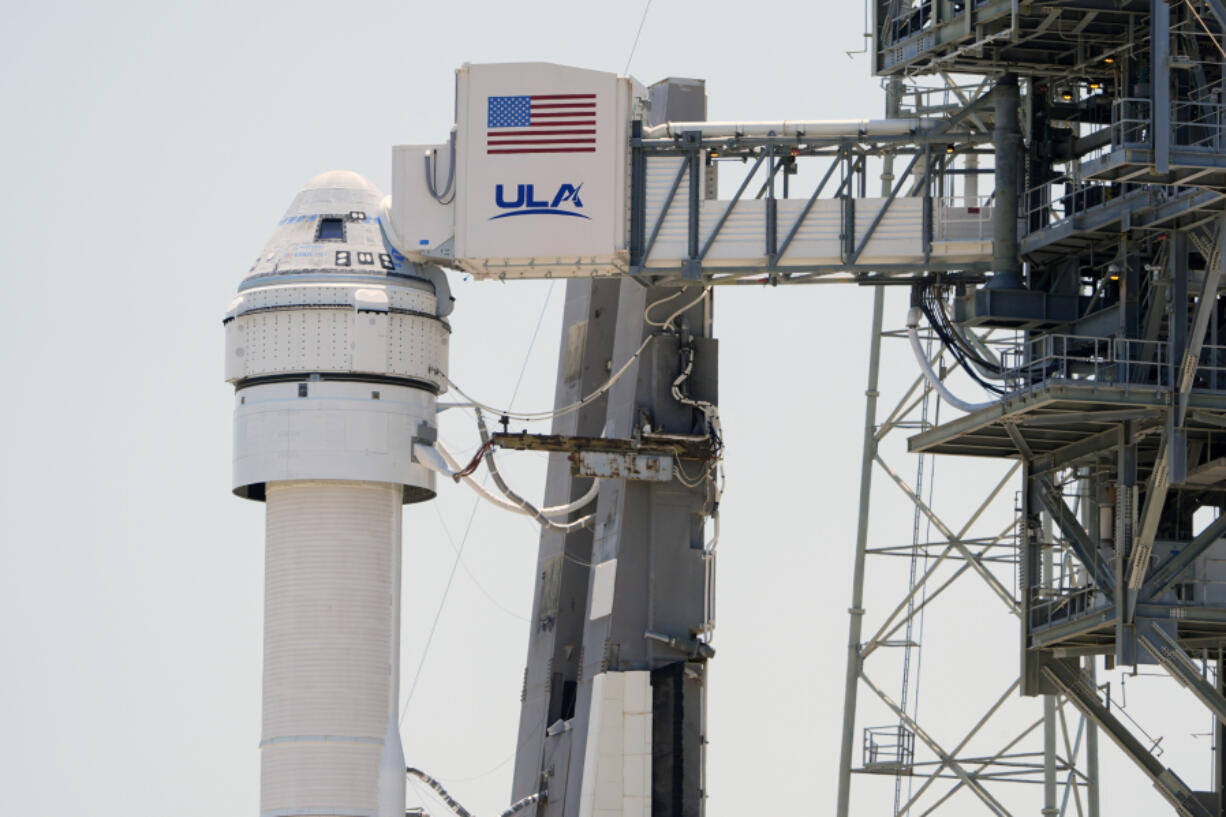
[486, 94, 597, 154]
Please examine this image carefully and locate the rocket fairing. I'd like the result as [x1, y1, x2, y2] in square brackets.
[224, 170, 450, 817]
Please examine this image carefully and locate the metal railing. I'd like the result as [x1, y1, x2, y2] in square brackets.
[1111, 97, 1153, 149]
[1110, 96, 1226, 152]
[934, 196, 993, 241]
[1174, 97, 1226, 151]
[999, 334, 1226, 395]
[863, 724, 916, 772]
[1022, 177, 1127, 232]
[1001, 334, 1171, 392]
[1029, 585, 1101, 630]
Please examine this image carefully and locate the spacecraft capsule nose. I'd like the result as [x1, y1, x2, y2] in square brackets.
[224, 169, 452, 502]
[302, 168, 381, 192]
[243, 169, 407, 285]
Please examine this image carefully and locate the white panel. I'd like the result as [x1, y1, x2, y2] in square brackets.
[261, 480, 401, 817]
[1203, 558, 1226, 583]
[853, 198, 924, 262]
[642, 191, 994, 271]
[390, 143, 456, 258]
[226, 281, 447, 390]
[353, 288, 391, 373]
[589, 558, 618, 619]
[455, 63, 634, 278]
[578, 671, 652, 817]
[233, 381, 437, 497]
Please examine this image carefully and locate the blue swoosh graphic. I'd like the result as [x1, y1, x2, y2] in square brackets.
[489, 209, 591, 220]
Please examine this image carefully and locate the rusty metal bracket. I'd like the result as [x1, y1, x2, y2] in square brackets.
[491, 431, 714, 461]
[492, 431, 715, 484]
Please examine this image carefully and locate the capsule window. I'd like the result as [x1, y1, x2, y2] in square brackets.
[316, 217, 345, 241]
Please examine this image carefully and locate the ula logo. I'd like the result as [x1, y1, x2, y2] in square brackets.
[491, 183, 589, 220]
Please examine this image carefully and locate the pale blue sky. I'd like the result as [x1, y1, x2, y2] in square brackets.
[0, 2, 1202, 816]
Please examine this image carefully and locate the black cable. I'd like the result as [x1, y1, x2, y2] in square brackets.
[917, 285, 1008, 395]
[922, 286, 1002, 374]
[406, 768, 474, 817]
[920, 285, 1002, 379]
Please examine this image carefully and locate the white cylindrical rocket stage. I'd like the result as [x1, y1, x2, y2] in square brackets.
[262, 480, 401, 814]
[225, 171, 450, 817]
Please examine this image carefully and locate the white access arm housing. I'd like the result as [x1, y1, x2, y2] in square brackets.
[385, 62, 994, 281]
[388, 62, 639, 279]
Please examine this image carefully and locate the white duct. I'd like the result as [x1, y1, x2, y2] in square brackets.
[641, 118, 938, 139]
[262, 480, 403, 817]
[905, 307, 999, 413]
[415, 440, 599, 520]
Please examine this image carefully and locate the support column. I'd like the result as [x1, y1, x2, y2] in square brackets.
[510, 278, 626, 813]
[550, 280, 714, 817]
[835, 286, 886, 817]
[1218, 653, 1226, 817]
[991, 74, 1023, 290]
[834, 74, 901, 817]
[1042, 513, 1058, 817]
[1117, 421, 1138, 665]
[518, 79, 716, 817]
[1153, 0, 1171, 174]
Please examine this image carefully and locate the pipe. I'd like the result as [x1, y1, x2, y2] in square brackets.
[414, 441, 599, 520]
[501, 791, 547, 817]
[476, 416, 595, 534]
[641, 117, 939, 140]
[906, 308, 999, 413]
[405, 768, 474, 817]
[990, 75, 1023, 289]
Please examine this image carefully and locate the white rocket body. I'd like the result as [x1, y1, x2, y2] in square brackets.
[225, 171, 450, 817]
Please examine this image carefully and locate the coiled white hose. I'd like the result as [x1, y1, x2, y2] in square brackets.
[413, 441, 599, 522]
[905, 307, 999, 413]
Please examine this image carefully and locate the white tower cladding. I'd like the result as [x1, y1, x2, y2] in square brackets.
[224, 170, 451, 817]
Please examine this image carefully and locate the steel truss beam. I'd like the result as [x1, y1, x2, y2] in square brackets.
[837, 316, 1094, 817]
[1042, 657, 1213, 817]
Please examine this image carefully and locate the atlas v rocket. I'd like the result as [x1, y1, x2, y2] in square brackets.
[224, 170, 452, 817]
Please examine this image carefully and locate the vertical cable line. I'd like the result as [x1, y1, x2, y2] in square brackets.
[895, 330, 937, 816]
[623, 0, 654, 76]
[399, 282, 557, 727]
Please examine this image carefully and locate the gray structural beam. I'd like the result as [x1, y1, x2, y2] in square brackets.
[561, 280, 714, 817]
[1153, 0, 1171, 175]
[1139, 623, 1226, 729]
[992, 75, 1022, 288]
[1177, 216, 1226, 427]
[1042, 658, 1213, 817]
[1034, 476, 1115, 593]
[1142, 513, 1226, 601]
[511, 80, 716, 817]
[509, 275, 716, 817]
[510, 277, 629, 812]
[835, 76, 900, 817]
[834, 284, 887, 817]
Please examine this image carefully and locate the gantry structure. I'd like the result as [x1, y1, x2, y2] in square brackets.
[504, 3, 1226, 816]
[835, 2, 1226, 816]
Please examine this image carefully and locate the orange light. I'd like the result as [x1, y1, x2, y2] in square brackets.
[1104, 56, 1115, 64]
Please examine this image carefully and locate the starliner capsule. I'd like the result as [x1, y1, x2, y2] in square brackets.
[223, 170, 452, 817]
